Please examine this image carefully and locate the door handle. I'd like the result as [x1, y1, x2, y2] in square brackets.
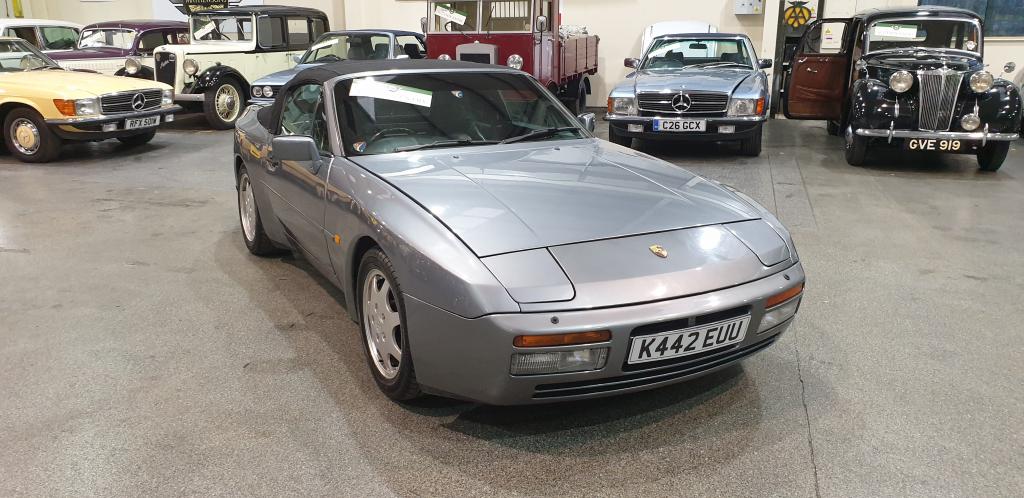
[805, 67, 819, 73]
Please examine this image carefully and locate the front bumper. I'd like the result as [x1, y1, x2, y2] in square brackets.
[46, 105, 181, 141]
[855, 126, 1019, 146]
[606, 115, 765, 141]
[404, 261, 805, 405]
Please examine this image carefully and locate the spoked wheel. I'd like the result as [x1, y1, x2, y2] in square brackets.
[204, 79, 244, 129]
[3, 108, 62, 163]
[358, 248, 421, 401]
[236, 167, 277, 255]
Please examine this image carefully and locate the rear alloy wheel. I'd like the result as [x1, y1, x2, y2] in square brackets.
[977, 141, 1010, 172]
[608, 126, 632, 148]
[358, 248, 421, 401]
[844, 125, 869, 166]
[204, 79, 245, 130]
[237, 167, 277, 256]
[4, 108, 62, 163]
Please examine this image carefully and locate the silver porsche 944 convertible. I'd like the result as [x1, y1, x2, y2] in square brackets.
[234, 59, 805, 405]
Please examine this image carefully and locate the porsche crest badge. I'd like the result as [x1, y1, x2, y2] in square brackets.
[649, 244, 668, 258]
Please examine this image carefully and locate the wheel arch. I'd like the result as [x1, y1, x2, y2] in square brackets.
[348, 235, 382, 320]
[194, 65, 250, 99]
[0, 100, 36, 127]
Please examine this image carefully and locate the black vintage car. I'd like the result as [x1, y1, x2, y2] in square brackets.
[783, 7, 1020, 171]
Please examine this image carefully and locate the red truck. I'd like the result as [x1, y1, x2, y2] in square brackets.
[422, 1, 599, 113]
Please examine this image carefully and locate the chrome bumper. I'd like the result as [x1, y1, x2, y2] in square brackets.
[856, 126, 1018, 146]
[45, 105, 182, 125]
[604, 115, 766, 123]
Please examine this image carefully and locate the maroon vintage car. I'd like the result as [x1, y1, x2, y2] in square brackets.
[423, 0, 599, 113]
[49, 20, 188, 78]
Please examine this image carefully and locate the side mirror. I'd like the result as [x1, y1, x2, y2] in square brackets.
[624, 58, 639, 69]
[292, 54, 303, 64]
[536, 15, 548, 33]
[758, 58, 773, 69]
[577, 112, 596, 133]
[420, 17, 428, 33]
[271, 135, 322, 171]
[1004, 62, 1016, 75]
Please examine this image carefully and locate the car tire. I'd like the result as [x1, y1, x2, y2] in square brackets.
[827, 120, 840, 136]
[977, 141, 1010, 172]
[117, 129, 157, 147]
[357, 248, 422, 402]
[740, 127, 763, 157]
[844, 125, 869, 166]
[203, 78, 245, 130]
[608, 127, 632, 148]
[236, 167, 278, 256]
[3, 107, 62, 163]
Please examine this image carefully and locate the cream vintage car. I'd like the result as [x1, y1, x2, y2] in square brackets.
[0, 37, 180, 163]
[148, 5, 329, 129]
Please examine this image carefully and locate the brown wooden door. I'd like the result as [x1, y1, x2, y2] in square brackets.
[784, 19, 853, 120]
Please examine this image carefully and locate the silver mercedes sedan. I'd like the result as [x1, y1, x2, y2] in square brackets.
[233, 59, 805, 405]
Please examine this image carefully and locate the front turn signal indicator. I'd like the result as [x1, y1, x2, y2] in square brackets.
[53, 99, 76, 116]
[514, 330, 612, 348]
[766, 283, 804, 309]
[756, 97, 766, 115]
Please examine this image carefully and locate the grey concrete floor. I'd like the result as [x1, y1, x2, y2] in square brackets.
[1, 113, 1022, 497]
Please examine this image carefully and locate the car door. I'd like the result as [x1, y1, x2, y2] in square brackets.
[266, 83, 333, 271]
[784, 19, 853, 120]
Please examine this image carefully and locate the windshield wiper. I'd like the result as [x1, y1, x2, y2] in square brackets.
[393, 139, 499, 153]
[500, 126, 581, 144]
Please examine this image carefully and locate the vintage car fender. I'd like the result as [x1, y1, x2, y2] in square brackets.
[186, 64, 250, 96]
[850, 77, 1022, 133]
[114, 66, 155, 80]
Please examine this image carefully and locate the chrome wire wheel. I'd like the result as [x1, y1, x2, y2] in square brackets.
[362, 269, 403, 379]
[238, 173, 256, 242]
[215, 83, 240, 122]
[11, 117, 40, 156]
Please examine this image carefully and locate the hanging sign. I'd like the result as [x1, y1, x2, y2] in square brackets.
[434, 5, 468, 26]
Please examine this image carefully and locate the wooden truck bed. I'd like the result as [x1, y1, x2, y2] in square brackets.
[560, 35, 599, 81]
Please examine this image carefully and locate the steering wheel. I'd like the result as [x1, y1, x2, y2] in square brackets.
[369, 127, 416, 143]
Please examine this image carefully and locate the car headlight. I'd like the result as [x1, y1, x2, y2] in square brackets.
[251, 86, 262, 97]
[438, 53, 452, 61]
[183, 58, 199, 76]
[607, 97, 637, 116]
[262, 86, 274, 98]
[727, 97, 765, 117]
[889, 70, 913, 93]
[970, 70, 994, 93]
[124, 57, 141, 75]
[161, 89, 173, 105]
[506, 54, 524, 70]
[76, 98, 99, 115]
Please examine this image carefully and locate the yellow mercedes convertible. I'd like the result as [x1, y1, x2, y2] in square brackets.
[0, 37, 180, 163]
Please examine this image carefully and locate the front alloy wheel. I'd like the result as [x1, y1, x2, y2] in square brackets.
[358, 249, 421, 401]
[3, 107, 62, 163]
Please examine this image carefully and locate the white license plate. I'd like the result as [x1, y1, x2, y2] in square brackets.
[627, 315, 749, 364]
[125, 116, 160, 130]
[906, 138, 964, 151]
[654, 119, 706, 132]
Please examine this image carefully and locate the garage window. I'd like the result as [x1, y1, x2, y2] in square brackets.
[920, 0, 1024, 36]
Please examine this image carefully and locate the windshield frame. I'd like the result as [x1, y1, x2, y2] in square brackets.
[77, 27, 138, 50]
[324, 68, 590, 157]
[864, 16, 983, 57]
[639, 36, 755, 71]
[427, 1, 535, 34]
[190, 14, 256, 43]
[0, 38, 62, 72]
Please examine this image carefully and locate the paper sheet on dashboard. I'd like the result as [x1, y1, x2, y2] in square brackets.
[350, 78, 433, 108]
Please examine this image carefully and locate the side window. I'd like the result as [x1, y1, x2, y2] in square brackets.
[396, 35, 426, 59]
[286, 18, 311, 48]
[257, 16, 286, 49]
[801, 22, 848, 55]
[41, 26, 78, 50]
[311, 19, 327, 38]
[369, 35, 391, 59]
[137, 31, 167, 54]
[280, 84, 328, 152]
[8, 27, 41, 47]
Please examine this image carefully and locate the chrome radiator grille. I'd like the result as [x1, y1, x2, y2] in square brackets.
[637, 91, 730, 115]
[100, 90, 163, 114]
[917, 68, 963, 131]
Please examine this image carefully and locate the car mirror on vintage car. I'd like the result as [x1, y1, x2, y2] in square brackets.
[420, 16, 428, 33]
[624, 58, 639, 69]
[577, 112, 596, 132]
[536, 15, 548, 32]
[292, 54, 303, 64]
[1003, 62, 1016, 76]
[271, 136, 322, 171]
[758, 58, 773, 69]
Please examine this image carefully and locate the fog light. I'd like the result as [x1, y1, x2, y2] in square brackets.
[165, 114, 175, 122]
[719, 125, 736, 134]
[758, 297, 801, 333]
[628, 124, 643, 133]
[510, 347, 609, 375]
[961, 113, 981, 131]
[102, 123, 118, 132]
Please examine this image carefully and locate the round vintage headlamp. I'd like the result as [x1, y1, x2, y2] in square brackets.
[889, 70, 914, 93]
[960, 113, 981, 131]
[183, 58, 199, 76]
[506, 54, 524, 70]
[251, 86, 263, 98]
[262, 86, 274, 98]
[437, 53, 452, 61]
[969, 70, 994, 93]
[124, 57, 141, 75]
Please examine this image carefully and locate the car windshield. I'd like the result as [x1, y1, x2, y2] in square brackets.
[429, 1, 535, 33]
[642, 38, 752, 70]
[78, 28, 136, 50]
[0, 39, 61, 72]
[192, 15, 254, 42]
[301, 33, 394, 63]
[866, 19, 981, 54]
[334, 72, 584, 155]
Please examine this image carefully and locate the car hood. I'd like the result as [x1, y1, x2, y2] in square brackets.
[48, 47, 130, 60]
[0, 69, 168, 98]
[863, 51, 980, 72]
[351, 138, 760, 257]
[633, 67, 753, 94]
[253, 64, 319, 86]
